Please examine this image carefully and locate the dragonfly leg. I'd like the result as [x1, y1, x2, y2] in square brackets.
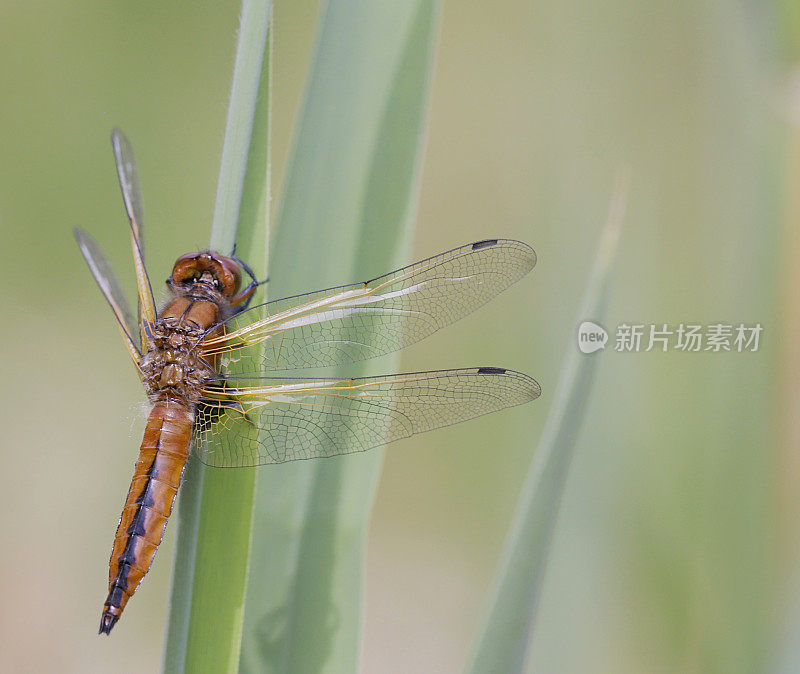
[230, 251, 268, 312]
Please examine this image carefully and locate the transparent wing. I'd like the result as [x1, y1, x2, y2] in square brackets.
[192, 367, 541, 467]
[111, 128, 144, 242]
[203, 239, 536, 371]
[73, 227, 142, 367]
[111, 128, 157, 344]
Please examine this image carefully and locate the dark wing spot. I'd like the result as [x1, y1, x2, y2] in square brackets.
[471, 239, 498, 250]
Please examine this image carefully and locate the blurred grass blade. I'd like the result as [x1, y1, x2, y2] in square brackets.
[467, 173, 628, 674]
[163, 2, 272, 672]
[238, 1, 441, 672]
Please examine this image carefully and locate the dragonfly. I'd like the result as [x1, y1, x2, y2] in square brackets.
[75, 129, 540, 635]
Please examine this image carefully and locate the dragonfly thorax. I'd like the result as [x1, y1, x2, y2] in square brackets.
[140, 296, 224, 404]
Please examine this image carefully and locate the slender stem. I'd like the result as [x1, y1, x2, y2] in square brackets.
[467, 174, 628, 674]
[210, 0, 273, 253]
[163, 2, 271, 672]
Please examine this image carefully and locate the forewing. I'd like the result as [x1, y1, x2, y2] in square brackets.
[192, 367, 541, 467]
[74, 227, 142, 368]
[203, 239, 536, 371]
[111, 128, 145, 241]
[111, 128, 157, 345]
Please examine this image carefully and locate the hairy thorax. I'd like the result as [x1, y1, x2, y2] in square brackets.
[140, 290, 230, 404]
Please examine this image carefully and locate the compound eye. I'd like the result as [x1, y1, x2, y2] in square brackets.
[180, 272, 200, 286]
[171, 252, 242, 296]
[211, 256, 242, 297]
[171, 255, 202, 288]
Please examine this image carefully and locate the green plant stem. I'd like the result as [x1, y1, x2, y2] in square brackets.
[163, 2, 271, 672]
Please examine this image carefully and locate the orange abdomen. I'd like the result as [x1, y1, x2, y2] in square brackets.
[99, 399, 193, 634]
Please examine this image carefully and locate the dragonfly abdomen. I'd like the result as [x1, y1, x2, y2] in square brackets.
[99, 399, 194, 634]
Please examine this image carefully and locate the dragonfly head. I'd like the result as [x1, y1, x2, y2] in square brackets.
[170, 251, 242, 298]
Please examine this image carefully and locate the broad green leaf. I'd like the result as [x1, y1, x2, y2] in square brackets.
[238, 1, 441, 672]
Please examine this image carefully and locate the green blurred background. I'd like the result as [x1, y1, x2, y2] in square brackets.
[0, 1, 797, 672]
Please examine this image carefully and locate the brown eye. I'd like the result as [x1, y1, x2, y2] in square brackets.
[209, 254, 242, 297]
[170, 251, 242, 297]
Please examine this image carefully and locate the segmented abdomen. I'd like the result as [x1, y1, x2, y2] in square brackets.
[99, 399, 193, 634]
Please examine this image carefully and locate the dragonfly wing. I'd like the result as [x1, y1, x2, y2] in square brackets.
[192, 367, 540, 467]
[203, 239, 536, 371]
[111, 128, 145, 243]
[111, 128, 157, 346]
[74, 227, 142, 368]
